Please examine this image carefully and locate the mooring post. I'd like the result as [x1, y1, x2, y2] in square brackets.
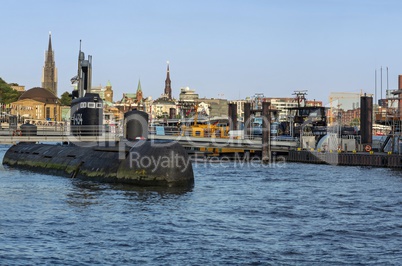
[244, 102, 251, 139]
[228, 103, 238, 131]
[360, 94, 373, 151]
[262, 102, 271, 164]
[244, 150, 250, 162]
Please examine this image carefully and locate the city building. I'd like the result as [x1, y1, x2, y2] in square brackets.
[177, 87, 199, 118]
[328, 92, 362, 111]
[114, 80, 148, 114]
[89, 81, 115, 105]
[9, 84, 25, 93]
[9, 87, 61, 122]
[264, 97, 299, 121]
[41, 32, 58, 96]
[104, 80, 114, 103]
[151, 98, 177, 120]
[340, 108, 360, 126]
[179, 87, 198, 102]
[326, 92, 361, 125]
[198, 98, 229, 118]
[305, 100, 323, 107]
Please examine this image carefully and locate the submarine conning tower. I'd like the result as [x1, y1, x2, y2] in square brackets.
[124, 109, 149, 140]
[70, 41, 103, 136]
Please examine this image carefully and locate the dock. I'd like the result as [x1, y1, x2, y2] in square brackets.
[288, 149, 402, 168]
[0, 130, 296, 154]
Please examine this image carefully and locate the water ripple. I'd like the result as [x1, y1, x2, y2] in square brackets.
[1, 150, 402, 265]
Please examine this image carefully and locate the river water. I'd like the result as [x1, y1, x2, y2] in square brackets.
[0, 144, 401, 265]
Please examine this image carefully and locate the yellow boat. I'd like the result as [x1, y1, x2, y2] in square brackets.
[179, 108, 255, 157]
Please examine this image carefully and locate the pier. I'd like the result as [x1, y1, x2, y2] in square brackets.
[288, 149, 402, 168]
[0, 126, 297, 154]
[3, 124, 402, 168]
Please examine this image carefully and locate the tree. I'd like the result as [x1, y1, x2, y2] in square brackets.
[60, 91, 72, 106]
[0, 77, 20, 104]
[350, 118, 360, 127]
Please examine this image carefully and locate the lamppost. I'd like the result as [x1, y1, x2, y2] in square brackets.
[55, 100, 58, 121]
[0, 97, 3, 123]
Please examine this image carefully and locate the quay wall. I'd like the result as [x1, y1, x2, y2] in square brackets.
[288, 150, 402, 168]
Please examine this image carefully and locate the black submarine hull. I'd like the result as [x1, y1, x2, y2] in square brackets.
[3, 140, 194, 188]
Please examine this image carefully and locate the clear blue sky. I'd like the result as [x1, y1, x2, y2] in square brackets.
[1, 0, 401, 103]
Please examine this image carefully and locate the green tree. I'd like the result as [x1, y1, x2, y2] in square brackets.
[0, 77, 20, 104]
[60, 91, 72, 106]
[350, 118, 360, 127]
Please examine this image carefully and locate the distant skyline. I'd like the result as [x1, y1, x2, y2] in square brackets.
[1, 0, 402, 104]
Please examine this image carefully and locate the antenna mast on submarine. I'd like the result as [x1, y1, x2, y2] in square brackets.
[71, 40, 92, 99]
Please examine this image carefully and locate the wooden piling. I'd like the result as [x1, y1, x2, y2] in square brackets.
[244, 102, 251, 139]
[262, 102, 271, 164]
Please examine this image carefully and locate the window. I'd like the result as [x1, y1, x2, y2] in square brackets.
[88, 102, 96, 108]
[46, 107, 50, 120]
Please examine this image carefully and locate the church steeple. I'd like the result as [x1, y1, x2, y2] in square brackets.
[164, 61, 172, 99]
[136, 79, 143, 103]
[41, 31, 58, 96]
[48, 31, 52, 52]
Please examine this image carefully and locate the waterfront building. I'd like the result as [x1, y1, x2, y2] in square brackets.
[328, 92, 361, 124]
[233, 99, 246, 122]
[90, 81, 115, 104]
[340, 108, 361, 126]
[306, 100, 323, 107]
[179, 87, 198, 102]
[263, 97, 299, 121]
[41, 32, 58, 96]
[9, 87, 61, 122]
[90, 82, 112, 107]
[177, 87, 198, 118]
[151, 97, 177, 120]
[114, 80, 149, 116]
[198, 98, 229, 118]
[117, 93, 137, 112]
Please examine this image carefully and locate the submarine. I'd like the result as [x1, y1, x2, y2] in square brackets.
[2, 43, 194, 188]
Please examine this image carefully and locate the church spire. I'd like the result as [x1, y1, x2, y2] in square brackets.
[164, 61, 172, 99]
[42, 31, 58, 96]
[137, 79, 142, 92]
[136, 79, 143, 103]
[48, 31, 52, 52]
